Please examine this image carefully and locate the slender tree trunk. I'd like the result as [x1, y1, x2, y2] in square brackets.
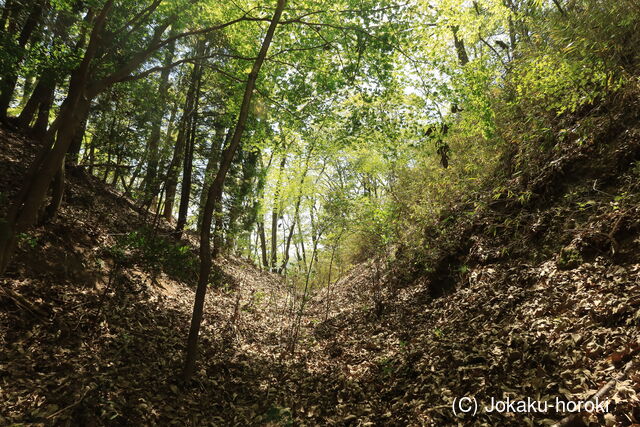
[102, 115, 117, 182]
[110, 152, 121, 186]
[253, 154, 271, 269]
[288, 231, 320, 355]
[225, 148, 259, 249]
[183, 0, 286, 382]
[19, 75, 35, 108]
[0, 0, 45, 119]
[257, 220, 269, 269]
[67, 108, 89, 165]
[18, 75, 53, 128]
[324, 242, 338, 321]
[309, 200, 320, 267]
[39, 161, 65, 225]
[19, 6, 93, 132]
[142, 37, 175, 204]
[278, 203, 298, 274]
[507, 17, 517, 53]
[140, 96, 179, 211]
[31, 86, 54, 138]
[297, 214, 307, 273]
[176, 40, 205, 235]
[126, 156, 145, 197]
[163, 71, 193, 221]
[551, 0, 566, 16]
[121, 174, 132, 197]
[197, 125, 227, 229]
[163, 151, 181, 219]
[87, 139, 95, 175]
[270, 155, 286, 271]
[0, 0, 113, 274]
[278, 151, 311, 273]
[175, 115, 196, 234]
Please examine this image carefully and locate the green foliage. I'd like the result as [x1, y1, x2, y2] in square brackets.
[367, 0, 640, 268]
[557, 245, 582, 270]
[17, 232, 38, 249]
[377, 356, 397, 376]
[112, 228, 197, 282]
[4, 0, 639, 296]
[261, 405, 293, 425]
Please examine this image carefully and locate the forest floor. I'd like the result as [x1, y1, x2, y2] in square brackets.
[1, 102, 640, 427]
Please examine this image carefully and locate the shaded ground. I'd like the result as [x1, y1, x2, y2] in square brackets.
[284, 95, 640, 426]
[0, 127, 294, 425]
[1, 96, 639, 427]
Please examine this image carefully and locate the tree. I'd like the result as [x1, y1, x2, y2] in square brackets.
[0, 0, 263, 273]
[175, 38, 207, 235]
[140, 35, 176, 208]
[182, 0, 287, 382]
[269, 153, 287, 271]
[0, 0, 46, 120]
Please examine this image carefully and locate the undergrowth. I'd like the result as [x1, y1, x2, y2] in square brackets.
[110, 227, 198, 283]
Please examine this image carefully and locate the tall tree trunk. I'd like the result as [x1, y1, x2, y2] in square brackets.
[508, 16, 517, 52]
[0, 93, 91, 272]
[19, 6, 94, 132]
[101, 113, 117, 182]
[38, 101, 88, 224]
[175, 114, 196, 234]
[278, 204, 298, 274]
[278, 150, 311, 273]
[297, 213, 307, 274]
[39, 160, 65, 225]
[87, 138, 95, 175]
[19, 75, 35, 108]
[140, 96, 179, 210]
[257, 220, 269, 269]
[18, 74, 54, 128]
[197, 124, 227, 230]
[0, 0, 45, 119]
[163, 64, 196, 221]
[125, 158, 144, 197]
[182, 0, 286, 382]
[225, 148, 259, 249]
[309, 199, 320, 267]
[31, 86, 54, 138]
[176, 39, 206, 235]
[142, 37, 175, 205]
[253, 154, 271, 269]
[0, 0, 113, 274]
[67, 107, 89, 165]
[162, 137, 182, 220]
[110, 152, 121, 186]
[270, 155, 286, 271]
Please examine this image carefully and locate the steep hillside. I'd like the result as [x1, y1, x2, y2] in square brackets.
[3, 0, 640, 425]
[271, 94, 640, 425]
[1, 93, 639, 427]
[0, 127, 295, 425]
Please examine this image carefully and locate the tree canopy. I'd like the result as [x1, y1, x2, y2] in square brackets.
[1, 0, 639, 421]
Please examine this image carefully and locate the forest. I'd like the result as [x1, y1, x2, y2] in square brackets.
[0, 0, 639, 425]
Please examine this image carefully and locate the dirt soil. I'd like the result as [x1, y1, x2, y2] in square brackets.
[1, 97, 639, 427]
